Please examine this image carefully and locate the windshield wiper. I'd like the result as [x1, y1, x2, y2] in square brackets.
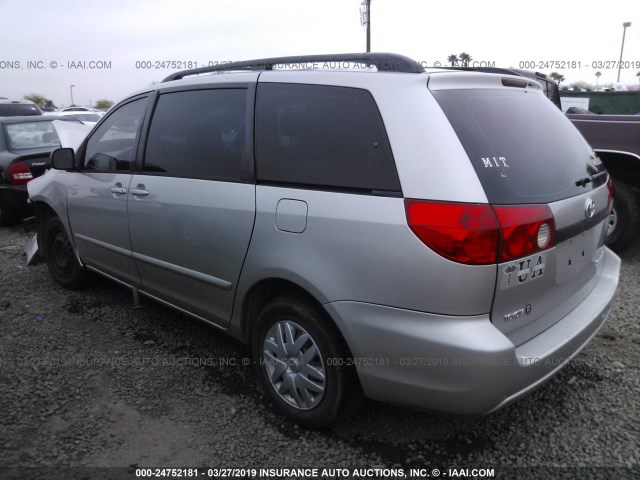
[575, 170, 607, 187]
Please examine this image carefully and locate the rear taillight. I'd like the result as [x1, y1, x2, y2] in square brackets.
[9, 161, 33, 185]
[492, 205, 556, 262]
[404, 200, 500, 265]
[606, 176, 615, 213]
[405, 200, 556, 265]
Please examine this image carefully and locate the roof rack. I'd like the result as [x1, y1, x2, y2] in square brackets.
[162, 52, 424, 82]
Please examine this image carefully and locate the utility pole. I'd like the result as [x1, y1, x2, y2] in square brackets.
[360, 0, 371, 53]
[617, 22, 631, 83]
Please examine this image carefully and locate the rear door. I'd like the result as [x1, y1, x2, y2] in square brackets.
[127, 86, 255, 327]
[431, 78, 611, 345]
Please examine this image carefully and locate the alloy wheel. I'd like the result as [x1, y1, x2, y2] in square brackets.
[262, 320, 326, 410]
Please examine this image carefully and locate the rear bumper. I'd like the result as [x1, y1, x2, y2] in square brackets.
[0, 184, 29, 210]
[324, 247, 620, 415]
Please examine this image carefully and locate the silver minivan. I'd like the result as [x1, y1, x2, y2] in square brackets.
[27, 53, 620, 428]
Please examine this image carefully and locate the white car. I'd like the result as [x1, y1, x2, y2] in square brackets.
[51, 111, 102, 127]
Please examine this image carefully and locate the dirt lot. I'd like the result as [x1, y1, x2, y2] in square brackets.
[0, 224, 638, 479]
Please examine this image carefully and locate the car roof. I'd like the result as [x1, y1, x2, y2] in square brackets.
[0, 99, 38, 104]
[0, 115, 62, 124]
[118, 53, 543, 106]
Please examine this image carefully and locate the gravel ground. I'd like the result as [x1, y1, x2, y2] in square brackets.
[0, 224, 638, 480]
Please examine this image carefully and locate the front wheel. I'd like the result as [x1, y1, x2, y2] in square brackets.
[252, 296, 362, 429]
[606, 181, 640, 253]
[43, 216, 86, 289]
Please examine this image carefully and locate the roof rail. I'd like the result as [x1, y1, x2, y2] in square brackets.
[162, 52, 424, 82]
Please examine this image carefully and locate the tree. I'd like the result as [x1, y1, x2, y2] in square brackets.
[595, 71, 601, 87]
[569, 81, 593, 91]
[447, 54, 459, 67]
[549, 72, 565, 84]
[23, 93, 50, 108]
[94, 99, 113, 110]
[637, 71, 640, 85]
[459, 52, 472, 67]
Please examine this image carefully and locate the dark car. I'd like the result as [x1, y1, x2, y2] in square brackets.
[0, 99, 43, 117]
[0, 116, 71, 225]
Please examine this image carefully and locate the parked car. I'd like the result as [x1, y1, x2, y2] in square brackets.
[27, 53, 620, 428]
[53, 111, 102, 127]
[0, 116, 88, 225]
[60, 107, 95, 112]
[0, 99, 43, 117]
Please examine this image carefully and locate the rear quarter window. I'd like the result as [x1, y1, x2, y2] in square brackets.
[255, 83, 401, 193]
[433, 89, 604, 204]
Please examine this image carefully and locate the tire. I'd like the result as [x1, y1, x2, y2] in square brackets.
[252, 296, 362, 429]
[43, 216, 86, 289]
[0, 195, 20, 226]
[605, 181, 640, 253]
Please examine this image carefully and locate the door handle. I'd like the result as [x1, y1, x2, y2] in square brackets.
[130, 187, 149, 196]
[110, 187, 127, 194]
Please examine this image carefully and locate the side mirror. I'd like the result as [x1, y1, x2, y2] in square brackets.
[50, 148, 75, 170]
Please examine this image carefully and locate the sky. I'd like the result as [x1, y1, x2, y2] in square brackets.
[1, 0, 638, 107]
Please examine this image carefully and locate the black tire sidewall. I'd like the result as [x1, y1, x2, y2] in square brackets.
[606, 182, 640, 252]
[252, 297, 355, 429]
[43, 216, 85, 289]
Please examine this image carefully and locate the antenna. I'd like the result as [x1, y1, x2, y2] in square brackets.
[359, 0, 371, 53]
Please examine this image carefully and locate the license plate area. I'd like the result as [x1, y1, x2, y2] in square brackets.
[556, 229, 597, 284]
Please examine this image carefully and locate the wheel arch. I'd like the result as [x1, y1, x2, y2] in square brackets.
[32, 200, 82, 266]
[238, 277, 356, 358]
[33, 201, 59, 252]
[596, 150, 640, 190]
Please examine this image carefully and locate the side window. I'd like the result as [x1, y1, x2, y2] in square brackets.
[255, 83, 401, 192]
[143, 89, 247, 181]
[84, 98, 147, 172]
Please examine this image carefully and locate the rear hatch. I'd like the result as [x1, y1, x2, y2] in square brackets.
[429, 73, 612, 345]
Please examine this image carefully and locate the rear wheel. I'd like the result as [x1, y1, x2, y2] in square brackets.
[606, 181, 640, 253]
[252, 296, 362, 429]
[43, 216, 86, 289]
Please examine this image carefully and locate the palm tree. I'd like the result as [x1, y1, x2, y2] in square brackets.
[549, 72, 565, 85]
[447, 54, 459, 67]
[459, 52, 472, 67]
[595, 71, 601, 87]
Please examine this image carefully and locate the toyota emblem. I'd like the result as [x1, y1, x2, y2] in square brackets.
[585, 199, 595, 219]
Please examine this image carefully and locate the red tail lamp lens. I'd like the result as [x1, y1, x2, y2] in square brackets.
[404, 200, 500, 265]
[405, 200, 556, 265]
[492, 205, 556, 262]
[9, 161, 33, 185]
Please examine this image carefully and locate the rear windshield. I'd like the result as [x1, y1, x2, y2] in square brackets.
[4, 121, 60, 150]
[433, 89, 605, 204]
[0, 103, 42, 116]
